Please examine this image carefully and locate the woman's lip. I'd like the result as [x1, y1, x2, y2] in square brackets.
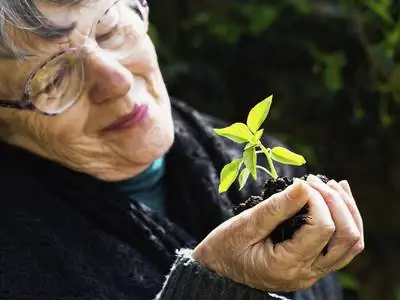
[102, 103, 149, 132]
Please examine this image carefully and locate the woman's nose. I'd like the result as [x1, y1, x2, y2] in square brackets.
[83, 49, 132, 105]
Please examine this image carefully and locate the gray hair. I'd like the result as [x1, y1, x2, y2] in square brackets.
[0, 0, 86, 58]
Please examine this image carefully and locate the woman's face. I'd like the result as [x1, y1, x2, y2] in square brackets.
[0, 0, 174, 180]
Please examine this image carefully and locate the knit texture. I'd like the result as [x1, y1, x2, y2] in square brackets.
[0, 98, 342, 300]
[156, 249, 291, 300]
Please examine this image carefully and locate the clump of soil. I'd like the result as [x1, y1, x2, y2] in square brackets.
[234, 174, 329, 245]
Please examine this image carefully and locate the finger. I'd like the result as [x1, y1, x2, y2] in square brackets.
[238, 178, 310, 245]
[329, 180, 364, 241]
[339, 180, 353, 196]
[325, 180, 365, 272]
[307, 175, 360, 273]
[330, 240, 365, 272]
[275, 180, 335, 261]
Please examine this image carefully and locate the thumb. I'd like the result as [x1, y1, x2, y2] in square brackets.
[242, 178, 309, 244]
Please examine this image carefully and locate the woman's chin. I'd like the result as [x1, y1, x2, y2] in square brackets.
[113, 126, 174, 162]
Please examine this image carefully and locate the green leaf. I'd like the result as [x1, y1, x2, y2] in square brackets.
[252, 129, 264, 144]
[218, 159, 243, 193]
[246, 95, 273, 133]
[244, 142, 253, 150]
[271, 147, 306, 166]
[338, 272, 360, 292]
[365, 0, 393, 23]
[243, 147, 257, 180]
[238, 168, 251, 190]
[214, 123, 254, 144]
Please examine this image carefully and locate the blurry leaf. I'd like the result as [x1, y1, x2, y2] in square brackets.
[218, 159, 243, 193]
[379, 96, 394, 127]
[287, 0, 312, 14]
[354, 101, 366, 121]
[148, 23, 160, 46]
[271, 147, 306, 166]
[323, 53, 347, 92]
[214, 123, 254, 144]
[370, 44, 396, 76]
[243, 147, 257, 180]
[364, 0, 393, 23]
[246, 95, 273, 133]
[238, 168, 251, 190]
[388, 65, 400, 93]
[241, 4, 279, 34]
[309, 45, 347, 93]
[338, 272, 360, 291]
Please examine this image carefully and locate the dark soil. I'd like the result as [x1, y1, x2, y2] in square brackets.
[234, 174, 329, 245]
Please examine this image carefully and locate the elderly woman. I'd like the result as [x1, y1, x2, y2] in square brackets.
[0, 0, 364, 299]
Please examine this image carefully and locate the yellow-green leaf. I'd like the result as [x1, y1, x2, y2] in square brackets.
[238, 168, 250, 190]
[218, 159, 243, 193]
[214, 123, 254, 144]
[243, 147, 257, 180]
[252, 129, 264, 144]
[271, 147, 306, 166]
[244, 142, 253, 150]
[246, 95, 273, 133]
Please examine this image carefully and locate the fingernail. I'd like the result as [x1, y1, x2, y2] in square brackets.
[327, 179, 338, 187]
[339, 180, 352, 194]
[342, 180, 350, 189]
[307, 174, 321, 184]
[289, 178, 305, 199]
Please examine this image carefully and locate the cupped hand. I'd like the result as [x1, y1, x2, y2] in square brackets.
[191, 175, 364, 292]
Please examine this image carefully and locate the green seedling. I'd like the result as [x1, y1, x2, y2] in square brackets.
[214, 95, 306, 194]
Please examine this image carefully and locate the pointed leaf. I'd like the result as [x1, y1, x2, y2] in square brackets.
[238, 168, 251, 190]
[246, 95, 273, 133]
[244, 142, 253, 150]
[252, 129, 264, 144]
[271, 147, 306, 166]
[214, 123, 254, 144]
[218, 159, 243, 193]
[243, 147, 257, 180]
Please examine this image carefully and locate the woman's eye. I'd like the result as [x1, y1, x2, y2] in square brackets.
[132, 6, 144, 21]
[45, 66, 72, 92]
[96, 25, 118, 43]
[95, 4, 120, 41]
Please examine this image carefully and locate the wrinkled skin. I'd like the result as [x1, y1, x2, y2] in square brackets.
[192, 175, 364, 292]
[0, 0, 364, 293]
[0, 0, 174, 181]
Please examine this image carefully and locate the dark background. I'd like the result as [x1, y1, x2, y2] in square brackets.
[148, 1, 400, 299]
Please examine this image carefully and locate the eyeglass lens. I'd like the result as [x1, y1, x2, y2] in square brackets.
[26, 0, 146, 114]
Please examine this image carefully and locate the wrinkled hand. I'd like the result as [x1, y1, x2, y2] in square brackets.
[192, 175, 364, 292]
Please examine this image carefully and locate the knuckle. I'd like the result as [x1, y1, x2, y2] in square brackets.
[278, 267, 298, 282]
[226, 216, 252, 242]
[325, 188, 340, 203]
[262, 196, 282, 218]
[337, 227, 361, 246]
[353, 240, 365, 254]
[313, 264, 330, 276]
[298, 279, 317, 290]
[320, 222, 336, 236]
[286, 268, 302, 282]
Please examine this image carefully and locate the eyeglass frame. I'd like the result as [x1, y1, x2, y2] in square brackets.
[0, 0, 147, 116]
[0, 48, 85, 116]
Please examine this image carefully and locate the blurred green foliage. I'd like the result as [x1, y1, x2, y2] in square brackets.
[149, 0, 400, 299]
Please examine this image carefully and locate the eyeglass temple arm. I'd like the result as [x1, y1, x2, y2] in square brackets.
[0, 99, 34, 110]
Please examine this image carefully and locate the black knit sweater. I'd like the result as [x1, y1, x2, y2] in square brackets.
[0, 99, 342, 300]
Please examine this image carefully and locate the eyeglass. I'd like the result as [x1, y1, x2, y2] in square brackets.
[0, 0, 149, 116]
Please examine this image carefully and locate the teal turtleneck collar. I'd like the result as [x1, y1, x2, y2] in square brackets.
[106, 157, 166, 216]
